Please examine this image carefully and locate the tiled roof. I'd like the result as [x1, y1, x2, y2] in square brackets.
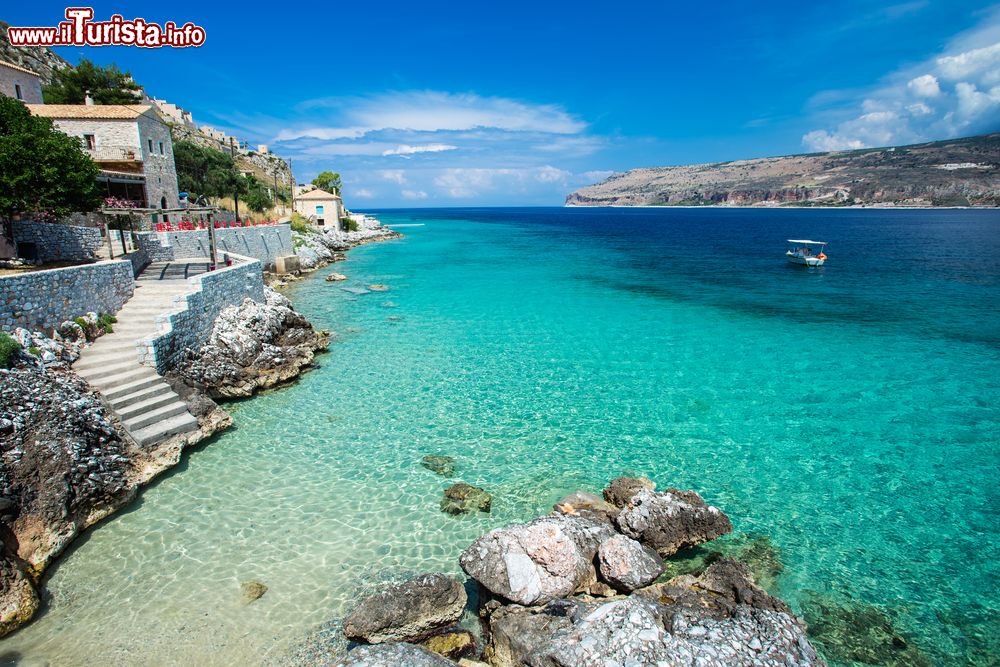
[0, 59, 40, 77]
[26, 104, 152, 120]
[297, 188, 342, 200]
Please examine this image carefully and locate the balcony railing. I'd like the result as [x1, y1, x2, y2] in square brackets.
[85, 146, 142, 162]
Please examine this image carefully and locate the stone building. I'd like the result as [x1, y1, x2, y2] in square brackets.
[0, 59, 43, 104]
[27, 103, 181, 221]
[294, 188, 343, 229]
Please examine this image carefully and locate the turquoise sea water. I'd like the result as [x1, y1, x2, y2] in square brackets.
[3, 208, 999, 666]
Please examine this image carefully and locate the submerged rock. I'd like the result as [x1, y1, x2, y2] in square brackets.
[801, 591, 931, 667]
[421, 455, 456, 477]
[241, 580, 268, 603]
[326, 273, 348, 282]
[343, 573, 467, 644]
[552, 491, 619, 524]
[602, 476, 656, 507]
[440, 483, 492, 515]
[368, 284, 390, 291]
[459, 515, 614, 605]
[596, 533, 664, 592]
[336, 642, 456, 666]
[615, 488, 733, 556]
[660, 533, 785, 592]
[421, 629, 477, 660]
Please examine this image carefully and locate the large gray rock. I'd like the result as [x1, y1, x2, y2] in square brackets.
[343, 574, 467, 644]
[524, 593, 821, 667]
[483, 601, 579, 667]
[615, 488, 733, 556]
[335, 642, 456, 666]
[602, 476, 655, 507]
[459, 516, 614, 606]
[596, 534, 664, 592]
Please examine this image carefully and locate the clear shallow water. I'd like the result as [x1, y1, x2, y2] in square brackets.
[3, 208, 999, 666]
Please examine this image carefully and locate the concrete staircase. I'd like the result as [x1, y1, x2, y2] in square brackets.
[74, 260, 210, 446]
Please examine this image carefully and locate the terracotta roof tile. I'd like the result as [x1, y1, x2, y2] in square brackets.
[26, 104, 152, 120]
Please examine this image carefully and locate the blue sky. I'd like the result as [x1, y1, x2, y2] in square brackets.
[6, 1, 1000, 206]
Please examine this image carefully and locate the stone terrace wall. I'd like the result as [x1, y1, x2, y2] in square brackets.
[0, 260, 134, 332]
[137, 254, 265, 372]
[157, 224, 292, 269]
[135, 231, 175, 263]
[12, 220, 102, 262]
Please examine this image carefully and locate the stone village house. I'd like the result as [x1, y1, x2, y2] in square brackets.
[0, 59, 43, 104]
[26, 103, 181, 219]
[294, 187, 343, 229]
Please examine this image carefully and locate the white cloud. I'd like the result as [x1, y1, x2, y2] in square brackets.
[803, 12, 1000, 151]
[380, 170, 408, 184]
[353, 188, 375, 198]
[401, 189, 428, 200]
[382, 143, 458, 156]
[907, 74, 940, 97]
[277, 91, 586, 142]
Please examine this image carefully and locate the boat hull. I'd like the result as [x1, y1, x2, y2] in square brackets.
[786, 255, 825, 266]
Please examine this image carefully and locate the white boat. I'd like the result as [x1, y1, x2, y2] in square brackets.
[786, 240, 828, 266]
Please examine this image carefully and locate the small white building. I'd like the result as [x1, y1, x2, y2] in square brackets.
[27, 103, 181, 221]
[294, 188, 343, 228]
[0, 59, 43, 104]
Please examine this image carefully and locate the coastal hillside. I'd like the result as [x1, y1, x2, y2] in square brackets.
[566, 134, 1000, 207]
[0, 21, 69, 82]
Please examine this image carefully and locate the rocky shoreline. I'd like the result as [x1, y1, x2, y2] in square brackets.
[324, 476, 823, 666]
[0, 280, 338, 636]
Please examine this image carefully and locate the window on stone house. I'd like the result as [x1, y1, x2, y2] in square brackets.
[159, 141, 164, 155]
[148, 138, 153, 153]
[14, 84, 22, 100]
[315, 205, 324, 215]
[83, 134, 96, 150]
[317, 218, 325, 226]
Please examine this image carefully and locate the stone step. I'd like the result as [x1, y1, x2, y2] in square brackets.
[75, 358, 137, 381]
[102, 373, 165, 401]
[131, 412, 199, 447]
[92, 366, 161, 392]
[74, 347, 139, 369]
[123, 400, 189, 431]
[115, 389, 181, 421]
[107, 382, 173, 409]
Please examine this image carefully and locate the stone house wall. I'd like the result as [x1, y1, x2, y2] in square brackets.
[11, 220, 102, 262]
[0, 62, 43, 104]
[137, 112, 180, 213]
[0, 260, 134, 332]
[137, 253, 265, 372]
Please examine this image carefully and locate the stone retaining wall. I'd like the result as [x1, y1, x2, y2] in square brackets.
[0, 260, 135, 332]
[12, 220, 103, 262]
[155, 224, 291, 268]
[135, 232, 175, 263]
[137, 253, 265, 372]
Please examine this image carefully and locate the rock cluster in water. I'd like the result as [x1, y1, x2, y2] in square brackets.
[171, 287, 330, 398]
[332, 476, 824, 666]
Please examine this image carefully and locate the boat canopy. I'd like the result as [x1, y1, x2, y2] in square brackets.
[786, 239, 827, 245]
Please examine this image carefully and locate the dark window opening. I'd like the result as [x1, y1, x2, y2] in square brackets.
[158, 141, 164, 155]
[14, 84, 22, 100]
[148, 138, 153, 153]
[317, 218, 325, 226]
[83, 134, 96, 150]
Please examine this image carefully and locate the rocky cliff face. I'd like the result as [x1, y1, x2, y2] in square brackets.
[0, 21, 70, 84]
[567, 134, 1000, 208]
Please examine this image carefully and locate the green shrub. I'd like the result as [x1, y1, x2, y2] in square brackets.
[27, 346, 40, 358]
[73, 316, 87, 329]
[0, 333, 20, 368]
[344, 217, 359, 232]
[97, 313, 117, 334]
[289, 213, 316, 235]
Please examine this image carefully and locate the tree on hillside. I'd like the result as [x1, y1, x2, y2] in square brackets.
[0, 96, 100, 241]
[243, 175, 274, 213]
[173, 139, 237, 201]
[312, 170, 342, 195]
[43, 58, 142, 105]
